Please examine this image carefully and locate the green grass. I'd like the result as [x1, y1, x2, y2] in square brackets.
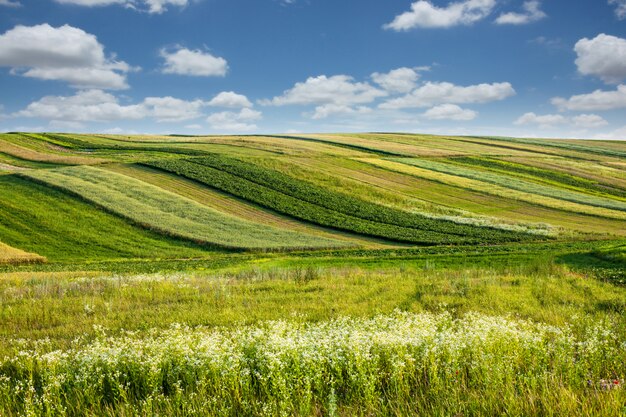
[1, 132, 626, 416]
[20, 166, 349, 251]
[0, 256, 624, 415]
[0, 175, 212, 262]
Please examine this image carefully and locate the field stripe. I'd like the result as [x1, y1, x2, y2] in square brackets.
[104, 164, 395, 248]
[364, 158, 626, 221]
[20, 166, 351, 251]
[0, 241, 46, 265]
[396, 158, 626, 212]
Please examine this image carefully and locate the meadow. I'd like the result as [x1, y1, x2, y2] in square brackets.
[0, 132, 624, 416]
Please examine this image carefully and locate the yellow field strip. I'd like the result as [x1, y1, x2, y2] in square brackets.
[0, 242, 46, 265]
[0, 138, 103, 165]
[364, 158, 626, 221]
[103, 164, 399, 248]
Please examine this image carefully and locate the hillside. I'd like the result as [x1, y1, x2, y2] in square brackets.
[1, 132, 626, 264]
[1, 132, 625, 416]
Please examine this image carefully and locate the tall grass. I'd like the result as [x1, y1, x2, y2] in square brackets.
[20, 166, 348, 251]
[0, 311, 624, 416]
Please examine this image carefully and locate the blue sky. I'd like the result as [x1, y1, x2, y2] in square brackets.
[1, 0, 626, 138]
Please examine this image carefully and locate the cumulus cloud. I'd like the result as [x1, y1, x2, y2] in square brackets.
[422, 104, 477, 120]
[16, 90, 210, 123]
[264, 75, 386, 106]
[208, 91, 252, 108]
[609, 0, 626, 20]
[552, 85, 626, 111]
[574, 34, 626, 84]
[371, 67, 422, 93]
[0, 24, 132, 89]
[16, 90, 145, 122]
[160, 47, 228, 77]
[142, 97, 206, 122]
[514, 112, 567, 128]
[54, 0, 189, 14]
[311, 104, 372, 120]
[515, 112, 607, 129]
[207, 108, 262, 132]
[0, 0, 21, 7]
[495, 1, 546, 25]
[572, 114, 609, 128]
[384, 0, 496, 30]
[379, 81, 515, 109]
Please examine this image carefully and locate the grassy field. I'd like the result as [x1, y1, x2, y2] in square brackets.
[0, 132, 624, 416]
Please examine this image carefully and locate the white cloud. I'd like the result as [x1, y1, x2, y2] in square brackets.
[422, 104, 477, 120]
[384, 0, 496, 30]
[54, 0, 189, 14]
[0, 0, 21, 7]
[208, 91, 252, 108]
[143, 0, 187, 13]
[574, 34, 626, 84]
[264, 75, 386, 106]
[514, 112, 567, 128]
[311, 104, 372, 120]
[160, 47, 228, 77]
[207, 108, 262, 132]
[495, 1, 546, 25]
[572, 114, 609, 128]
[514, 112, 608, 129]
[371, 67, 421, 93]
[0, 24, 131, 89]
[184, 124, 203, 130]
[16, 90, 209, 123]
[379, 81, 515, 109]
[552, 85, 626, 111]
[609, 0, 626, 20]
[142, 96, 205, 122]
[17, 90, 145, 122]
[592, 125, 626, 140]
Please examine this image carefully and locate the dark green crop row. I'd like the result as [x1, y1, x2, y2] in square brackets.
[450, 156, 626, 200]
[146, 157, 537, 245]
[188, 156, 539, 241]
[146, 159, 462, 245]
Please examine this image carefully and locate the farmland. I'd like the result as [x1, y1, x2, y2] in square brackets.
[0, 132, 625, 416]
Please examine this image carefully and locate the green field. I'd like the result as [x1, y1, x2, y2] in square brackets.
[0, 132, 624, 416]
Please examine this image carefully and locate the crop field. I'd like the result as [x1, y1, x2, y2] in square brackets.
[0, 132, 624, 416]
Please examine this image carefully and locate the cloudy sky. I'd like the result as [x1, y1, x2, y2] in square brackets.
[1, 0, 625, 138]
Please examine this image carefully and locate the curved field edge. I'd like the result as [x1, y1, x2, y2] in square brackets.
[0, 242, 46, 265]
[395, 157, 626, 212]
[0, 175, 214, 262]
[447, 156, 626, 200]
[145, 157, 540, 245]
[18, 166, 350, 251]
[365, 158, 626, 221]
[103, 163, 397, 248]
[1, 311, 624, 416]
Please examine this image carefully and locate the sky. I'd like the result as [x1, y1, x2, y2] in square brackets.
[0, 0, 626, 138]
